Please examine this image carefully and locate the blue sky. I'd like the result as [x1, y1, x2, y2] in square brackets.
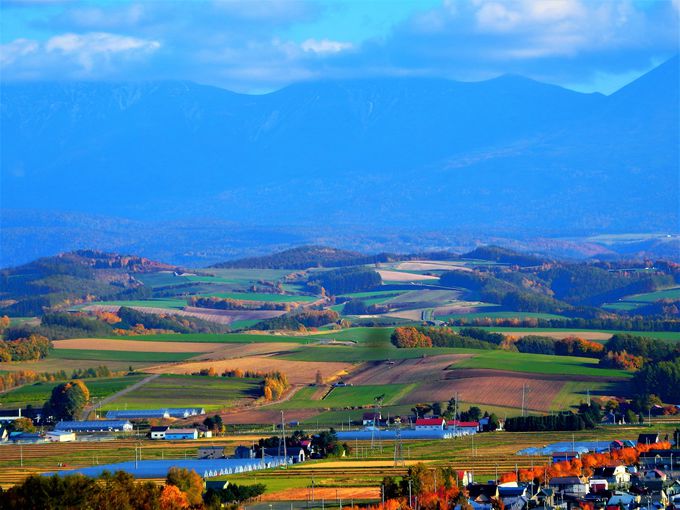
[1, 0, 678, 94]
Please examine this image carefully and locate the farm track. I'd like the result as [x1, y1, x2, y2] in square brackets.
[81, 373, 161, 420]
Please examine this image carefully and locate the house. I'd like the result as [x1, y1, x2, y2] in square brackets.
[549, 476, 589, 497]
[196, 425, 213, 438]
[639, 449, 680, 468]
[589, 479, 609, 493]
[641, 469, 667, 482]
[637, 433, 659, 445]
[468, 483, 498, 504]
[606, 492, 637, 510]
[498, 485, 527, 507]
[165, 428, 198, 440]
[610, 440, 625, 450]
[552, 451, 580, 463]
[532, 488, 554, 507]
[46, 430, 76, 442]
[415, 418, 445, 430]
[362, 412, 381, 426]
[593, 465, 630, 486]
[198, 446, 224, 459]
[150, 426, 169, 440]
[448, 420, 479, 435]
[457, 471, 474, 486]
[263, 447, 306, 463]
[55, 420, 133, 432]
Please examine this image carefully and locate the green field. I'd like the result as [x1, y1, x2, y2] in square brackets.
[81, 298, 187, 310]
[202, 292, 315, 302]
[312, 327, 395, 345]
[274, 384, 416, 410]
[468, 327, 680, 342]
[452, 350, 631, 378]
[278, 345, 459, 363]
[50, 349, 194, 362]
[101, 374, 261, 411]
[603, 286, 680, 311]
[437, 311, 567, 320]
[0, 375, 145, 408]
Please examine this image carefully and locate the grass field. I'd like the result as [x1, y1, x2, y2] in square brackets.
[603, 286, 680, 311]
[101, 374, 262, 411]
[0, 375, 146, 408]
[273, 384, 416, 409]
[451, 350, 631, 378]
[49, 349, 194, 362]
[277, 345, 461, 363]
[466, 327, 680, 342]
[202, 292, 316, 302]
[437, 311, 567, 320]
[79, 298, 187, 310]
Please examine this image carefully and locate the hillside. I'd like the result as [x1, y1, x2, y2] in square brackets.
[212, 246, 371, 269]
[0, 250, 175, 316]
[1, 57, 677, 263]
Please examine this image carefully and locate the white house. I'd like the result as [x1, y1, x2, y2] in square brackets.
[447, 420, 479, 435]
[150, 426, 169, 440]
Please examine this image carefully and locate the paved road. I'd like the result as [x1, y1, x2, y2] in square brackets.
[80, 373, 161, 420]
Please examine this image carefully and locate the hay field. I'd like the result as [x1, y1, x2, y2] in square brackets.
[147, 357, 353, 385]
[83, 304, 285, 325]
[52, 338, 225, 353]
[376, 270, 438, 282]
[396, 261, 472, 272]
[488, 330, 613, 340]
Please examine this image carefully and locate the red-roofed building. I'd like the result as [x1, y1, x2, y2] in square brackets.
[415, 418, 446, 430]
[447, 420, 479, 435]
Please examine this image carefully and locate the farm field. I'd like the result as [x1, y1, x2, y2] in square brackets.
[272, 383, 416, 409]
[202, 292, 316, 302]
[147, 357, 353, 385]
[101, 374, 262, 411]
[0, 358, 152, 373]
[78, 298, 187, 310]
[450, 350, 632, 378]
[602, 286, 680, 311]
[110, 332, 311, 344]
[476, 327, 680, 342]
[0, 375, 146, 408]
[51, 338, 226, 353]
[436, 311, 567, 320]
[49, 349, 194, 362]
[276, 345, 463, 363]
[376, 270, 439, 282]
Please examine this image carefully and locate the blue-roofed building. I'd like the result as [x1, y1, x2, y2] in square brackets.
[105, 408, 204, 420]
[9, 432, 44, 443]
[55, 420, 133, 432]
[166, 408, 205, 418]
[165, 428, 198, 440]
[106, 410, 170, 420]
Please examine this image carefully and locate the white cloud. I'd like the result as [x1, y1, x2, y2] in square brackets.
[300, 38, 353, 54]
[44, 32, 160, 70]
[0, 38, 39, 66]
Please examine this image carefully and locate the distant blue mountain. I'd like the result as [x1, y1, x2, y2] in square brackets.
[1, 56, 677, 238]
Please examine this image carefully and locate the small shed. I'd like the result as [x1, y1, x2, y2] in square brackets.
[198, 446, 225, 459]
[46, 430, 76, 442]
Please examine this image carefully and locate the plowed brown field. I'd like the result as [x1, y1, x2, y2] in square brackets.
[148, 357, 352, 385]
[346, 355, 472, 385]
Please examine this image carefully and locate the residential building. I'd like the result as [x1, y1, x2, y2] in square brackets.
[549, 476, 589, 497]
[593, 465, 630, 486]
[448, 420, 479, 435]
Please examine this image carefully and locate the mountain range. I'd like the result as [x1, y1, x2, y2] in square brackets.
[1, 56, 677, 266]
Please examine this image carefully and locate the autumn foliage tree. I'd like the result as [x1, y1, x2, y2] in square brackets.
[44, 379, 90, 420]
[391, 327, 433, 348]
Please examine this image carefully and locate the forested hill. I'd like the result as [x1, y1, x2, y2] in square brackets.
[211, 246, 396, 269]
[0, 251, 173, 316]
